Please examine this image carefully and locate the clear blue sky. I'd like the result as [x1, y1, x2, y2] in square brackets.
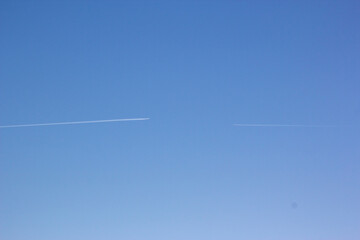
[1, 1, 359, 239]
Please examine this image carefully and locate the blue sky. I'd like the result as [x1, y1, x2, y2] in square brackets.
[1, 1, 359, 239]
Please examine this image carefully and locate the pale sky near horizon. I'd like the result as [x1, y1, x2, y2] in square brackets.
[1, 1, 360, 239]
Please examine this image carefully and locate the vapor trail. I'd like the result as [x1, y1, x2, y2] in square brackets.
[233, 124, 337, 127]
[0, 118, 150, 129]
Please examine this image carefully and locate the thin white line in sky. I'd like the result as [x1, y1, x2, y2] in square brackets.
[0, 118, 150, 129]
[233, 124, 338, 127]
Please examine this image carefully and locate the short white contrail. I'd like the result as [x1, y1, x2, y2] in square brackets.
[233, 124, 337, 127]
[0, 118, 150, 129]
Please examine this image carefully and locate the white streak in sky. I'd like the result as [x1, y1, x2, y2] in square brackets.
[0, 118, 150, 129]
[233, 124, 337, 127]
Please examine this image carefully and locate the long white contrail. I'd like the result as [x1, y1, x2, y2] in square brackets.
[233, 123, 337, 127]
[0, 118, 150, 129]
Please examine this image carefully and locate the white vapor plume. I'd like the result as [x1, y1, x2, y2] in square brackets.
[0, 118, 150, 129]
[233, 124, 337, 127]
